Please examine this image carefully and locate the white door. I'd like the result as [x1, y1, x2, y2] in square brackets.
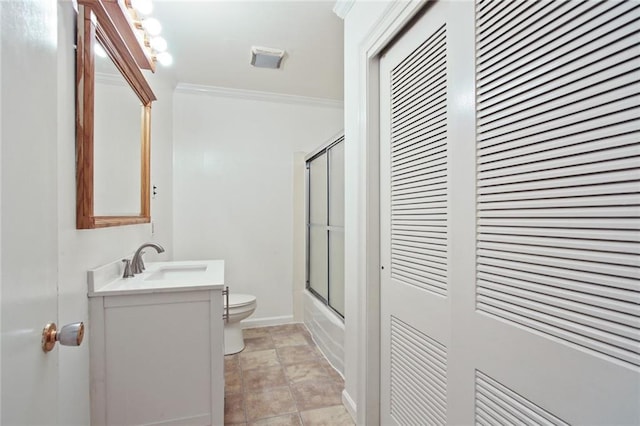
[380, 1, 469, 423]
[1, 0, 60, 423]
[380, 0, 640, 424]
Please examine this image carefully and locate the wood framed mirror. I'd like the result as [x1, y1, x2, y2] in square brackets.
[76, 0, 156, 229]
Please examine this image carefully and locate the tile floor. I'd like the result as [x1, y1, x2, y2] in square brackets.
[224, 323, 354, 426]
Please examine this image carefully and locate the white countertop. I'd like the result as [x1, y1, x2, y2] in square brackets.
[88, 260, 225, 297]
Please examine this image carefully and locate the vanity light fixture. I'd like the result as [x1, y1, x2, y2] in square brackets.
[124, 0, 172, 68]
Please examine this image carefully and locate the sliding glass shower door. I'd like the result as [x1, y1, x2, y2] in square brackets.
[306, 135, 344, 317]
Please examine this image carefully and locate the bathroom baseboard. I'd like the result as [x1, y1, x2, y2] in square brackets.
[240, 315, 295, 329]
[342, 389, 357, 422]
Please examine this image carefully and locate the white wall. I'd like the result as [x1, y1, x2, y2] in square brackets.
[342, 1, 390, 420]
[147, 71, 176, 261]
[173, 88, 343, 324]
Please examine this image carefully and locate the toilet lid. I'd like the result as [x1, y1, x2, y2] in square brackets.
[227, 293, 256, 307]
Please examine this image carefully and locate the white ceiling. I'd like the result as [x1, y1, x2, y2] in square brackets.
[152, 0, 344, 100]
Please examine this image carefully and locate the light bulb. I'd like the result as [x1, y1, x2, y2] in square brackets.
[131, 0, 152, 15]
[156, 52, 173, 66]
[142, 18, 161, 36]
[150, 36, 167, 52]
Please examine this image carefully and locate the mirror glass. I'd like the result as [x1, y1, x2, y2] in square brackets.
[94, 49, 142, 216]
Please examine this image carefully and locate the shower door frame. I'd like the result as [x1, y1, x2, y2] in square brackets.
[305, 132, 346, 319]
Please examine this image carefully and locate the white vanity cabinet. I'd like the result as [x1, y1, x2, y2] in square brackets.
[88, 260, 225, 426]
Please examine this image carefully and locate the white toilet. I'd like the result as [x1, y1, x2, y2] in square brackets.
[224, 293, 257, 355]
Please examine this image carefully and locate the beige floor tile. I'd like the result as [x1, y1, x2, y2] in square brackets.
[296, 323, 311, 333]
[225, 367, 243, 395]
[243, 327, 271, 339]
[225, 354, 240, 371]
[228, 325, 349, 426]
[283, 361, 329, 383]
[243, 335, 275, 352]
[245, 387, 297, 421]
[248, 413, 302, 426]
[242, 365, 288, 392]
[271, 332, 311, 348]
[239, 349, 280, 370]
[276, 345, 319, 365]
[315, 356, 332, 369]
[290, 380, 343, 411]
[316, 358, 345, 385]
[299, 405, 354, 426]
[266, 323, 306, 334]
[329, 373, 345, 388]
[224, 393, 246, 424]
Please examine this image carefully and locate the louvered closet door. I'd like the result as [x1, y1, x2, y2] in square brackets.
[380, 0, 639, 424]
[379, 2, 475, 424]
[470, 0, 640, 424]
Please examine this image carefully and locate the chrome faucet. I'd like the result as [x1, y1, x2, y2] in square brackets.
[130, 242, 165, 275]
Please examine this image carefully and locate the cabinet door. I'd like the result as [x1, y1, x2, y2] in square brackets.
[93, 291, 223, 426]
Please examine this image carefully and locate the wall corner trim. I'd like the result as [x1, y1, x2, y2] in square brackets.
[342, 390, 357, 422]
[333, 0, 355, 19]
[175, 83, 344, 109]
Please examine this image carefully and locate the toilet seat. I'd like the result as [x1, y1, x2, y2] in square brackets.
[227, 293, 256, 308]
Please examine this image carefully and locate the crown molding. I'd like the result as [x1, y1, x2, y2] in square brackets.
[175, 83, 344, 109]
[333, 0, 355, 19]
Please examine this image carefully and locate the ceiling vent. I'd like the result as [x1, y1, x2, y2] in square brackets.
[250, 46, 285, 69]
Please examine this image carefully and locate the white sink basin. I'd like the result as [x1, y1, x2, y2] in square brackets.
[145, 265, 208, 281]
[88, 260, 225, 296]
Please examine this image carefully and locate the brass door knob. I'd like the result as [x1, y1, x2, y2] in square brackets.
[41, 322, 85, 353]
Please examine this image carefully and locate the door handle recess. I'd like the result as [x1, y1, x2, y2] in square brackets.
[42, 322, 85, 353]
